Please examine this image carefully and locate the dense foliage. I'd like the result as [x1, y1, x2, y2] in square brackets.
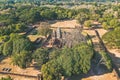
[0, 0, 119, 3]
[37, 23, 52, 37]
[84, 20, 92, 27]
[0, 77, 12, 80]
[0, 6, 76, 26]
[0, 33, 33, 68]
[99, 51, 112, 70]
[33, 48, 49, 66]
[102, 27, 120, 49]
[0, 23, 27, 36]
[39, 43, 94, 80]
[0, 2, 118, 79]
[0, 2, 120, 30]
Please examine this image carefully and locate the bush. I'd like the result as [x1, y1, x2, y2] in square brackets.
[84, 20, 92, 27]
[12, 50, 32, 68]
[102, 28, 120, 48]
[99, 51, 112, 70]
[1, 33, 33, 68]
[41, 43, 94, 80]
[37, 23, 52, 37]
[3, 40, 13, 56]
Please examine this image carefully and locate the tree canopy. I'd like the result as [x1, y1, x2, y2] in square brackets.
[0, 76, 12, 80]
[102, 27, 120, 49]
[41, 43, 94, 80]
[1, 33, 33, 68]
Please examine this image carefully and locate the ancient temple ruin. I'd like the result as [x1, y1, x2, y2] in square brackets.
[49, 27, 87, 48]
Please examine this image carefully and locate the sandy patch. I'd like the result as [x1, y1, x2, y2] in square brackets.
[51, 20, 80, 28]
[95, 29, 108, 37]
[0, 58, 40, 76]
[108, 49, 120, 58]
[27, 35, 45, 42]
[83, 30, 99, 43]
[82, 72, 118, 80]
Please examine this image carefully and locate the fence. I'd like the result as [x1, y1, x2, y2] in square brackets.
[0, 71, 42, 80]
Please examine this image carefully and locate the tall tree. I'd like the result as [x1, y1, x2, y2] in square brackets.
[12, 50, 32, 68]
[33, 48, 49, 66]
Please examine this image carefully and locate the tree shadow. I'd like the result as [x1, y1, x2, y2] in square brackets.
[107, 51, 120, 76]
[29, 62, 41, 70]
[90, 35, 96, 39]
[48, 20, 57, 24]
[0, 55, 7, 62]
[69, 29, 120, 80]
[69, 50, 120, 80]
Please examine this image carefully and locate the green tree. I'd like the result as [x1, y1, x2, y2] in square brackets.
[102, 27, 120, 48]
[61, 48, 74, 76]
[33, 48, 49, 66]
[40, 9, 57, 20]
[38, 23, 52, 37]
[1, 33, 33, 68]
[3, 40, 13, 56]
[0, 35, 9, 42]
[53, 7, 70, 19]
[41, 60, 62, 80]
[41, 43, 94, 80]
[76, 14, 88, 25]
[49, 49, 61, 60]
[109, 19, 120, 29]
[15, 23, 27, 32]
[102, 22, 109, 29]
[0, 44, 4, 55]
[19, 8, 41, 23]
[12, 50, 32, 68]
[12, 37, 32, 54]
[84, 20, 92, 27]
[0, 76, 12, 80]
[73, 43, 93, 74]
[90, 13, 100, 21]
[100, 51, 112, 70]
[27, 10, 41, 23]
